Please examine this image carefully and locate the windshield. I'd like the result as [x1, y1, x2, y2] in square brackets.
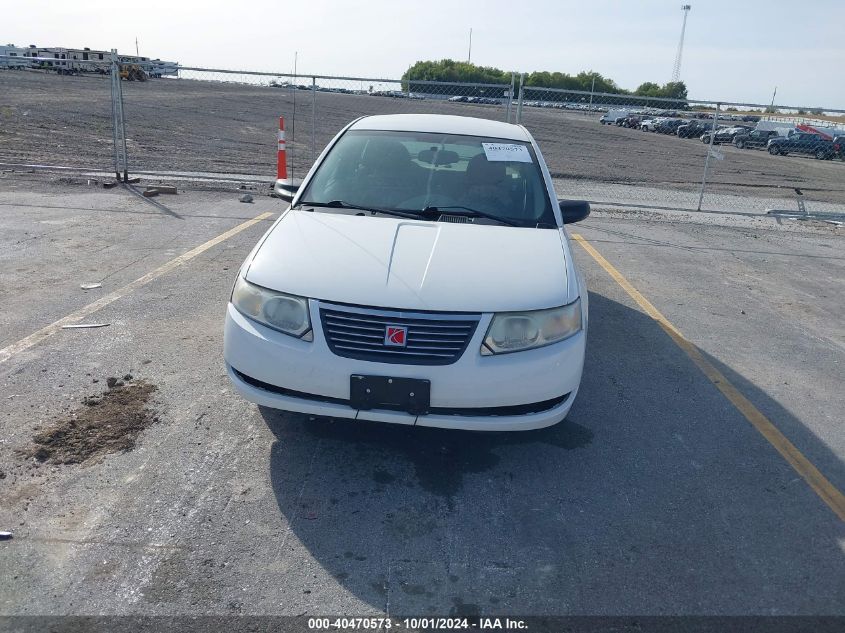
[298, 129, 556, 227]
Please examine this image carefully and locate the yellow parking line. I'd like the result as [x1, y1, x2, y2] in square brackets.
[0, 211, 274, 364]
[571, 232, 845, 523]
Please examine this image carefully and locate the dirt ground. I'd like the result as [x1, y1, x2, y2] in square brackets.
[2, 70, 845, 206]
[24, 378, 158, 465]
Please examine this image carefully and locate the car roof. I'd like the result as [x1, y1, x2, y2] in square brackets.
[349, 114, 532, 142]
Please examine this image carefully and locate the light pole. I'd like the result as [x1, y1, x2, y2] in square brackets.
[467, 28, 472, 63]
[672, 5, 691, 83]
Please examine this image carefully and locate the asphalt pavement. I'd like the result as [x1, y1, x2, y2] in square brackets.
[0, 179, 843, 617]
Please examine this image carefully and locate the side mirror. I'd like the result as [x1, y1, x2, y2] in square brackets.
[273, 178, 301, 203]
[558, 199, 590, 224]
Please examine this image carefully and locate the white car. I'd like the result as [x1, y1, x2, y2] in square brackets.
[224, 114, 589, 431]
[640, 117, 664, 132]
[599, 109, 629, 125]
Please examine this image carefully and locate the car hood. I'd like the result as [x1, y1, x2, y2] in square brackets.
[245, 211, 570, 313]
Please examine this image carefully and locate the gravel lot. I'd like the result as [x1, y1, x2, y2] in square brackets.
[0, 179, 842, 620]
[3, 70, 845, 209]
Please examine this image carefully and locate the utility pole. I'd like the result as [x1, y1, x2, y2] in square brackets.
[588, 75, 596, 112]
[467, 28, 472, 63]
[671, 5, 691, 83]
[135, 37, 139, 57]
[770, 86, 777, 111]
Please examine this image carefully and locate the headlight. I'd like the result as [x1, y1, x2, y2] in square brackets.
[481, 299, 581, 355]
[231, 277, 313, 341]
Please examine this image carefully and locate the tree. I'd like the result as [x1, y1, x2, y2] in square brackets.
[661, 81, 688, 101]
[401, 60, 685, 104]
[635, 82, 661, 97]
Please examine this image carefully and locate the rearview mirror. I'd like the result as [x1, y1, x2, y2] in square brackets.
[273, 178, 301, 203]
[417, 148, 460, 166]
[558, 199, 590, 224]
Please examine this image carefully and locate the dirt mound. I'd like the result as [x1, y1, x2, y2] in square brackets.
[25, 380, 158, 465]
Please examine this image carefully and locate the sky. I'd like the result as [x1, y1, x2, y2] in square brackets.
[4, 0, 844, 107]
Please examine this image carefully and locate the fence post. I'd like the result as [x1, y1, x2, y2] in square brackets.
[506, 73, 515, 123]
[311, 76, 317, 165]
[697, 102, 721, 211]
[516, 73, 525, 124]
[109, 49, 129, 182]
[290, 78, 296, 180]
[109, 53, 120, 180]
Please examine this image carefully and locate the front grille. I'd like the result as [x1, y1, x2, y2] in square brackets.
[320, 303, 481, 365]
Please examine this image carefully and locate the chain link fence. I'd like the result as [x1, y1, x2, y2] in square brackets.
[2, 56, 844, 217]
[516, 81, 845, 215]
[117, 67, 515, 180]
[0, 56, 114, 171]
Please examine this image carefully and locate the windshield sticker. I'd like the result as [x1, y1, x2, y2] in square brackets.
[481, 143, 533, 163]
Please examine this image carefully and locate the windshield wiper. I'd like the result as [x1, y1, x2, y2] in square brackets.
[420, 205, 520, 227]
[295, 200, 425, 220]
[295, 200, 520, 226]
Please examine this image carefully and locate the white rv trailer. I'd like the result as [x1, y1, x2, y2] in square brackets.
[4, 43, 178, 77]
[147, 59, 179, 77]
[65, 47, 111, 73]
[0, 45, 29, 68]
[26, 47, 81, 73]
[755, 120, 797, 137]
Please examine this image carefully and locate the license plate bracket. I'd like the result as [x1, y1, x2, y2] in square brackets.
[350, 375, 431, 416]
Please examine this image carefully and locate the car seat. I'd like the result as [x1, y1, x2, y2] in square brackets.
[462, 154, 518, 215]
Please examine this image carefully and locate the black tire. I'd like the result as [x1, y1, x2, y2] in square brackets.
[736, 139, 745, 149]
[768, 146, 780, 155]
[815, 148, 828, 160]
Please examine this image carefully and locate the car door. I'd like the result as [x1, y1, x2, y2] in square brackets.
[798, 134, 816, 154]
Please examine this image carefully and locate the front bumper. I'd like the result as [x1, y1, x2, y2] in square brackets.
[224, 302, 585, 431]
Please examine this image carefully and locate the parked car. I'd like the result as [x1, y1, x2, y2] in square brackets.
[654, 119, 686, 134]
[229, 114, 589, 431]
[620, 115, 641, 128]
[767, 132, 835, 159]
[700, 126, 752, 145]
[733, 129, 779, 149]
[600, 109, 629, 125]
[640, 117, 665, 132]
[677, 120, 715, 138]
[833, 136, 845, 160]
[640, 117, 668, 132]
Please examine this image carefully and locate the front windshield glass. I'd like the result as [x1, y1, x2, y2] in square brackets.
[298, 129, 556, 227]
